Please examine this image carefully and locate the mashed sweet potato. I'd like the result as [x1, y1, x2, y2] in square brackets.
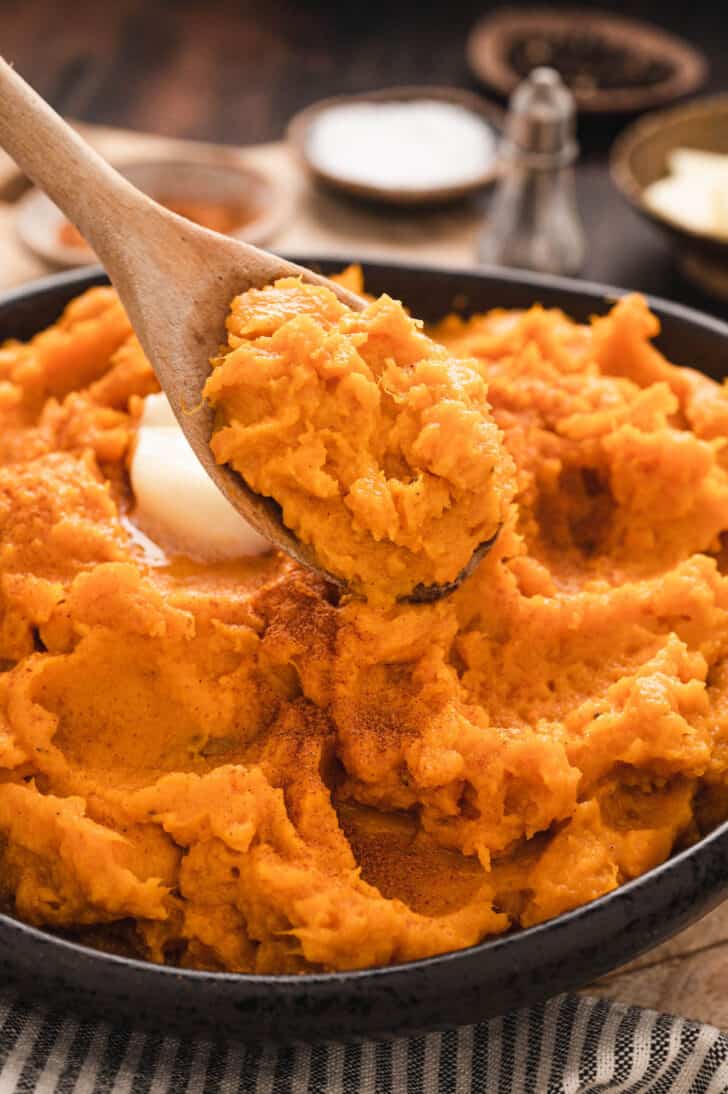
[2, 270, 728, 975]
[204, 279, 514, 601]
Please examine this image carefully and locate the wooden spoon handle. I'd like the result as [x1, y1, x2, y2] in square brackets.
[0, 57, 153, 263]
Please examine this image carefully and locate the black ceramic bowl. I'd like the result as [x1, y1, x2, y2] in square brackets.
[2, 260, 728, 1044]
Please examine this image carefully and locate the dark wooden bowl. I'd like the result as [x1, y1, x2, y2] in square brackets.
[467, 8, 707, 115]
[611, 95, 728, 294]
[3, 260, 728, 1043]
[287, 87, 503, 207]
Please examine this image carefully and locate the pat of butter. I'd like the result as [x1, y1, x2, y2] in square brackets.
[644, 175, 719, 235]
[130, 392, 270, 561]
[644, 147, 728, 240]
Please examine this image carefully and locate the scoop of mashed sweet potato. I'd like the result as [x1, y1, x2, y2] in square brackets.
[204, 278, 515, 601]
[1, 277, 728, 975]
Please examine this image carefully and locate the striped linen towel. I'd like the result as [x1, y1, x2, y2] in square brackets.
[1, 991, 727, 1093]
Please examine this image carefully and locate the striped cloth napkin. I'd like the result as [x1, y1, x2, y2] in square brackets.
[1, 990, 727, 1093]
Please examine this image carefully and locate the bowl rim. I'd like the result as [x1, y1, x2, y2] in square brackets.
[610, 92, 728, 248]
[3, 796, 727, 991]
[2, 258, 728, 1000]
[287, 86, 504, 206]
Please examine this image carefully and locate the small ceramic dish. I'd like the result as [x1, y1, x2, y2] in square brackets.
[287, 86, 503, 207]
[16, 158, 290, 268]
[611, 95, 728, 298]
[467, 8, 707, 115]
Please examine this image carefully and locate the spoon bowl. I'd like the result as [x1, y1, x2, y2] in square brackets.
[0, 59, 494, 602]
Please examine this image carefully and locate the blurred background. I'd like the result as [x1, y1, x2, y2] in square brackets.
[3, 0, 728, 314]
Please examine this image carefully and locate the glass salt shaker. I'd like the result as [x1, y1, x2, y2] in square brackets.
[479, 67, 585, 276]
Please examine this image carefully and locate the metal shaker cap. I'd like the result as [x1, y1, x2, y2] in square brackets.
[504, 67, 578, 164]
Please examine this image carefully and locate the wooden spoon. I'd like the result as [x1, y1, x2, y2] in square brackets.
[0, 58, 495, 602]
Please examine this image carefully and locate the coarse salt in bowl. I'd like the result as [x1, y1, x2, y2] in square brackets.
[291, 90, 502, 204]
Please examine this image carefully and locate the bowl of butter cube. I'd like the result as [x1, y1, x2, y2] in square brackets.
[611, 94, 728, 297]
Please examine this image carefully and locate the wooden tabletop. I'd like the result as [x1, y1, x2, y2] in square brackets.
[2, 0, 728, 1031]
[3, 0, 728, 317]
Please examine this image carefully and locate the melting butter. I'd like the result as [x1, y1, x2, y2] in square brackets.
[130, 393, 270, 561]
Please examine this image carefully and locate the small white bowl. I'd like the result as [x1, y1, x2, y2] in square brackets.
[288, 87, 503, 207]
[16, 158, 291, 269]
